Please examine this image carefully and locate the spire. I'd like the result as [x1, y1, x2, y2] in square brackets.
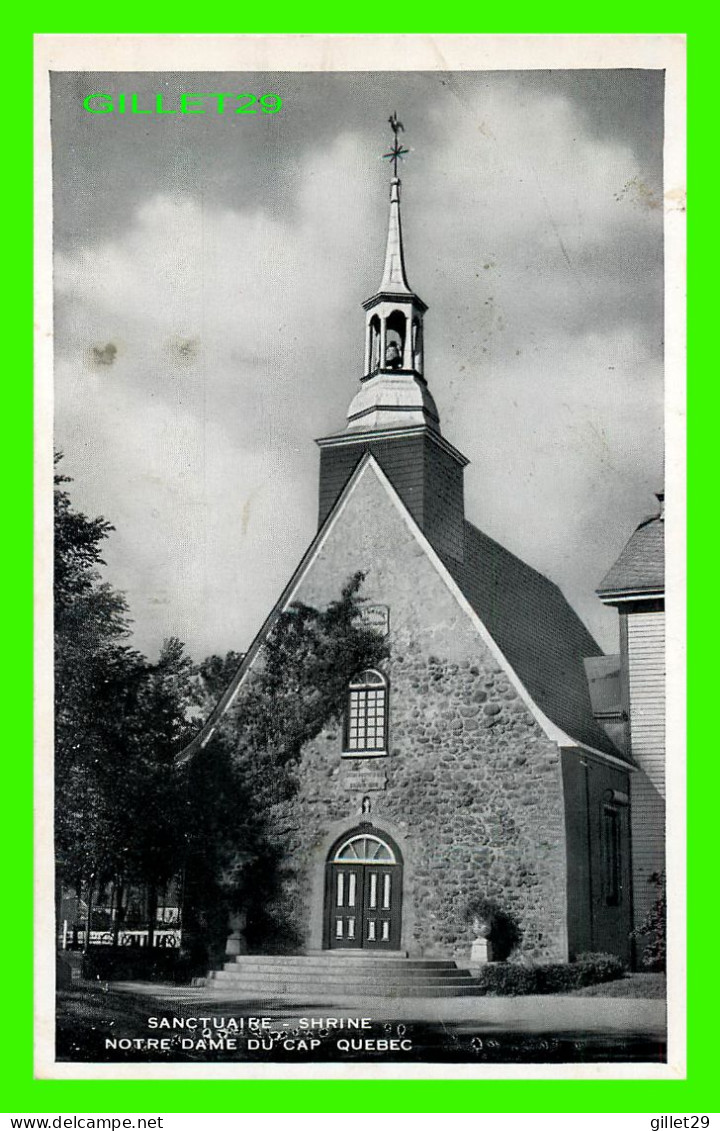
[348, 114, 434, 431]
[379, 178, 412, 295]
[378, 112, 412, 294]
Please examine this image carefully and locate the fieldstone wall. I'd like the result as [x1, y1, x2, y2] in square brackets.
[259, 463, 570, 962]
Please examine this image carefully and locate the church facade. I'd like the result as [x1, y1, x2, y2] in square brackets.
[185, 158, 638, 967]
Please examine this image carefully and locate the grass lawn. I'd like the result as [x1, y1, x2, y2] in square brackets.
[570, 972, 666, 998]
[56, 986, 193, 1061]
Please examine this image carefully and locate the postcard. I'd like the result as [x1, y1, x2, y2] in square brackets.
[34, 33, 686, 1080]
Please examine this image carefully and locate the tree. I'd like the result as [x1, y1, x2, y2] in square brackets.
[54, 456, 193, 940]
[54, 453, 130, 903]
[178, 574, 388, 963]
[633, 871, 666, 971]
[194, 651, 244, 706]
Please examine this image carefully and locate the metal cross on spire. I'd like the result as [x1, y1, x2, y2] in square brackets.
[383, 112, 409, 178]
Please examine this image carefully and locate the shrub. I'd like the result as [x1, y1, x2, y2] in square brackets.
[463, 895, 522, 961]
[473, 952, 626, 996]
[473, 962, 538, 995]
[574, 951, 627, 984]
[632, 871, 666, 971]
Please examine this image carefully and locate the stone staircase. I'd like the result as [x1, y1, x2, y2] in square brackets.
[207, 952, 484, 998]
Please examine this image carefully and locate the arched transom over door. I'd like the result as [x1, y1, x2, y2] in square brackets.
[325, 827, 403, 950]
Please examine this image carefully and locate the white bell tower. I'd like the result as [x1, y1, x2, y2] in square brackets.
[346, 116, 438, 433]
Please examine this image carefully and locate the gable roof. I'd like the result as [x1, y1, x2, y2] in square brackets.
[446, 522, 622, 757]
[597, 512, 665, 600]
[179, 455, 626, 765]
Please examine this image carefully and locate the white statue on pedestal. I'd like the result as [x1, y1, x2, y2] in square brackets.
[470, 913, 493, 965]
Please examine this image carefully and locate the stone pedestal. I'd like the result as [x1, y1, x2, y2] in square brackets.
[225, 911, 247, 957]
[470, 937, 492, 965]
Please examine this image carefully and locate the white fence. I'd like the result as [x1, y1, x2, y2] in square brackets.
[59, 925, 182, 949]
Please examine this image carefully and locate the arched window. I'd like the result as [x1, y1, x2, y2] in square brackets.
[333, 834, 397, 864]
[384, 309, 406, 370]
[343, 669, 388, 755]
[369, 314, 381, 374]
[412, 317, 423, 373]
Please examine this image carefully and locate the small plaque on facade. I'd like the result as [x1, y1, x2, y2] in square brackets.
[342, 770, 388, 793]
[361, 604, 390, 636]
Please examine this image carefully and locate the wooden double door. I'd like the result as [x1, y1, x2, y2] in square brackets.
[324, 829, 402, 950]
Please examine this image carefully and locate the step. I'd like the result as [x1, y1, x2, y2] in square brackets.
[213, 970, 475, 984]
[217, 971, 474, 985]
[221, 959, 463, 977]
[223, 954, 454, 972]
[203, 980, 485, 999]
[211, 970, 476, 987]
[211, 967, 475, 978]
[209, 975, 479, 990]
[305, 949, 409, 958]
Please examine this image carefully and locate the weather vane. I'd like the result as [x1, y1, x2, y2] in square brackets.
[383, 112, 409, 178]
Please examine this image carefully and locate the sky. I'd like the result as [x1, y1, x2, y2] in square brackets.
[51, 69, 665, 660]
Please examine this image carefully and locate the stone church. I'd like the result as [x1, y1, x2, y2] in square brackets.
[184, 156, 642, 971]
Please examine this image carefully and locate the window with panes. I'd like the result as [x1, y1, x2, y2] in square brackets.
[343, 670, 388, 755]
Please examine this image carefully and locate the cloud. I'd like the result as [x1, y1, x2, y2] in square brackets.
[54, 78, 664, 660]
[419, 84, 662, 346]
[54, 135, 383, 655]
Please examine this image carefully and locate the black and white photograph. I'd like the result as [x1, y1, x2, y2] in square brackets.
[35, 34, 685, 1078]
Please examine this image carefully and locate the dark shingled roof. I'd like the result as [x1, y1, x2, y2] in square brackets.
[597, 513, 664, 598]
[445, 522, 622, 758]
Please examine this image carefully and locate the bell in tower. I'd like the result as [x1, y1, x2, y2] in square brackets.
[362, 157, 427, 364]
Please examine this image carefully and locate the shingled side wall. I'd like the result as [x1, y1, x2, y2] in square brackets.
[261, 465, 570, 962]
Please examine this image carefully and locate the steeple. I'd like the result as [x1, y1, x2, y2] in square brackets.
[316, 115, 469, 563]
[379, 178, 412, 295]
[347, 116, 437, 432]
